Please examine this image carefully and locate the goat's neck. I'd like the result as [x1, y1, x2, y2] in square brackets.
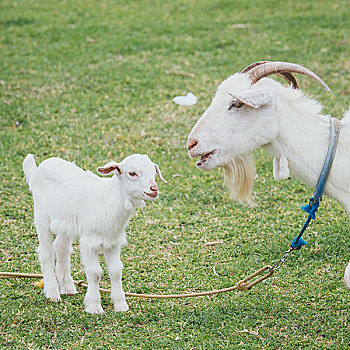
[264, 110, 331, 190]
[106, 177, 136, 214]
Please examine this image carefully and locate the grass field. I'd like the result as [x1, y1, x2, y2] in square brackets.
[1, 0, 350, 348]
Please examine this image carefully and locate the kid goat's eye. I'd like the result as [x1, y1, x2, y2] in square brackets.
[228, 99, 244, 110]
[129, 172, 138, 177]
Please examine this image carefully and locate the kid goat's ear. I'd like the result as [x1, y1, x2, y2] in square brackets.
[154, 163, 167, 183]
[97, 161, 122, 175]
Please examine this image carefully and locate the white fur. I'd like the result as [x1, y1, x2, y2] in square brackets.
[187, 71, 350, 288]
[273, 155, 290, 181]
[23, 153, 166, 314]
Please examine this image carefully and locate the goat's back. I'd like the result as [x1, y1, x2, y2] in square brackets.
[29, 157, 108, 209]
[34, 157, 100, 186]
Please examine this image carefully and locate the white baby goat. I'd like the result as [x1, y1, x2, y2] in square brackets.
[187, 61, 350, 288]
[23, 153, 166, 314]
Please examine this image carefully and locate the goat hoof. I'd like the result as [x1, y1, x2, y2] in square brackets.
[60, 285, 77, 296]
[45, 289, 61, 302]
[85, 305, 104, 314]
[49, 295, 61, 303]
[114, 301, 129, 313]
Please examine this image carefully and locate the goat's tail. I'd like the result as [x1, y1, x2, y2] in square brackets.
[23, 154, 37, 189]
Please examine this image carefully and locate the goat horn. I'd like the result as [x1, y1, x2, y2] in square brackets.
[241, 61, 269, 73]
[272, 72, 299, 89]
[241, 61, 299, 89]
[244, 61, 331, 92]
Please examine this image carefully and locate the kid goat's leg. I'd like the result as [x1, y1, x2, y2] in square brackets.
[35, 216, 60, 302]
[80, 238, 103, 314]
[53, 234, 77, 295]
[104, 245, 129, 312]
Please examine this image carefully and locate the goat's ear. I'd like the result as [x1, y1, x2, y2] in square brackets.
[154, 164, 167, 183]
[97, 161, 122, 176]
[229, 89, 272, 109]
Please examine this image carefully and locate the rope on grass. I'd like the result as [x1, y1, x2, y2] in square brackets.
[0, 265, 273, 299]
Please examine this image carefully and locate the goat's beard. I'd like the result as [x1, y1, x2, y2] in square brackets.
[222, 153, 256, 204]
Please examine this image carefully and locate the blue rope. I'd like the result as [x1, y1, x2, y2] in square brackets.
[290, 118, 340, 250]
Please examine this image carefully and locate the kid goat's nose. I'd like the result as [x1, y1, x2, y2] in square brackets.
[150, 185, 158, 192]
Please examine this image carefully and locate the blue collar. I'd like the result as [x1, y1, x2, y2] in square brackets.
[292, 117, 341, 249]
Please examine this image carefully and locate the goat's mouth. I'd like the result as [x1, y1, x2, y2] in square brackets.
[196, 150, 216, 168]
[144, 191, 158, 199]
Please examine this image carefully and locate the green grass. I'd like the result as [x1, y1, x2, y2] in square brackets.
[1, 0, 350, 348]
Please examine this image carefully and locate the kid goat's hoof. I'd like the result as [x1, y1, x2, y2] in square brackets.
[85, 305, 104, 314]
[114, 301, 129, 313]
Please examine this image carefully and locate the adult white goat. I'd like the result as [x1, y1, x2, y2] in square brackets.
[187, 61, 350, 287]
[23, 153, 166, 314]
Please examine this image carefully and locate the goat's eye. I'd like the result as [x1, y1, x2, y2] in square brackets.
[228, 100, 244, 110]
[129, 172, 138, 177]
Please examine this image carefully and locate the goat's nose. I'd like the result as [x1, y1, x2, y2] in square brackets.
[150, 185, 158, 192]
[187, 138, 198, 151]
